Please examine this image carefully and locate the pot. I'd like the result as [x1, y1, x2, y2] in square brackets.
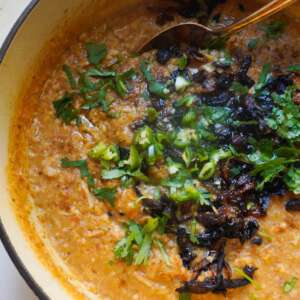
[0, 1, 299, 299]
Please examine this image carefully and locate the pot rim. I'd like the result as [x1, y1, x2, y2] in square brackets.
[0, 1, 49, 299]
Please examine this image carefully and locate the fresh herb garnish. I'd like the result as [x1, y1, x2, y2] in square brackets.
[284, 167, 300, 194]
[288, 65, 300, 72]
[93, 187, 117, 206]
[248, 38, 259, 49]
[63, 65, 77, 89]
[53, 94, 79, 124]
[283, 277, 297, 294]
[262, 20, 286, 40]
[266, 86, 300, 141]
[85, 42, 107, 65]
[115, 218, 160, 265]
[61, 158, 95, 188]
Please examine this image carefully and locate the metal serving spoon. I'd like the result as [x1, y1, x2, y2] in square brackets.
[138, 0, 298, 53]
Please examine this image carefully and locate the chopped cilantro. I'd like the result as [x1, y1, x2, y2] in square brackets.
[283, 277, 297, 294]
[53, 94, 79, 124]
[170, 182, 212, 205]
[61, 158, 95, 188]
[266, 86, 300, 141]
[114, 68, 135, 97]
[115, 218, 160, 265]
[199, 149, 232, 180]
[63, 65, 77, 89]
[262, 20, 286, 40]
[247, 38, 259, 50]
[93, 187, 117, 206]
[284, 167, 300, 194]
[288, 65, 300, 72]
[81, 87, 110, 112]
[85, 42, 107, 65]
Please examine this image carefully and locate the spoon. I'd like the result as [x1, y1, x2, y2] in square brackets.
[138, 0, 297, 53]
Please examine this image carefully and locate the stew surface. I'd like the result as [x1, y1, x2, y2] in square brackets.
[9, 1, 300, 299]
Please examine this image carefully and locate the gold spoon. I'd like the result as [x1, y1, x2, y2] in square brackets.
[138, 0, 298, 53]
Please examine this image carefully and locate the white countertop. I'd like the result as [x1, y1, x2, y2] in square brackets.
[0, 241, 36, 300]
[0, 0, 39, 298]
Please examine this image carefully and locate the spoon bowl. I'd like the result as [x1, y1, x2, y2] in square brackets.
[138, 0, 298, 53]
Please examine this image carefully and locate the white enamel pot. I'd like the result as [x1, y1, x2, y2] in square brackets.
[0, 1, 299, 299]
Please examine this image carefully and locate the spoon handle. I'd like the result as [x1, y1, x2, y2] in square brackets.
[218, 0, 298, 36]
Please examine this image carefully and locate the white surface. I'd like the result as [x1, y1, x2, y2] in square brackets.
[0, 242, 36, 300]
[0, 0, 32, 47]
[0, 0, 39, 297]
[0, 0, 39, 298]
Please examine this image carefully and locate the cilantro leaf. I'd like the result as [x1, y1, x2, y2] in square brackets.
[53, 94, 79, 124]
[93, 187, 117, 206]
[262, 20, 286, 40]
[266, 86, 300, 141]
[287, 65, 300, 72]
[81, 87, 109, 112]
[255, 162, 286, 191]
[170, 182, 212, 205]
[284, 167, 300, 194]
[283, 277, 297, 294]
[61, 158, 95, 188]
[85, 42, 107, 65]
[115, 218, 160, 265]
[114, 221, 143, 264]
[63, 65, 77, 89]
[114, 68, 135, 97]
[247, 38, 259, 50]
